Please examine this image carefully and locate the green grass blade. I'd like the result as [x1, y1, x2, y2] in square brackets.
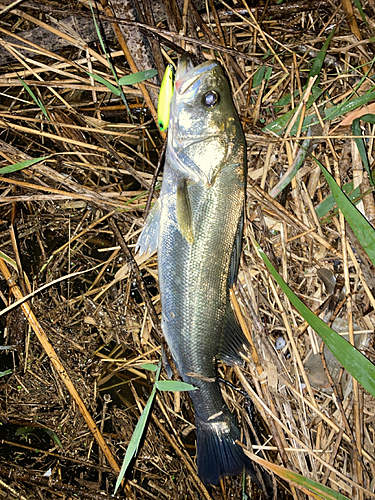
[114, 361, 162, 493]
[118, 69, 158, 86]
[44, 429, 63, 448]
[0, 156, 49, 174]
[315, 158, 375, 266]
[352, 117, 370, 180]
[0, 250, 18, 269]
[309, 28, 335, 79]
[265, 89, 375, 137]
[114, 361, 197, 493]
[270, 135, 311, 197]
[140, 363, 157, 372]
[156, 381, 197, 391]
[320, 189, 374, 225]
[315, 181, 356, 218]
[274, 88, 300, 110]
[86, 72, 120, 96]
[114, 389, 156, 492]
[88, 1, 111, 62]
[324, 91, 375, 122]
[88, 1, 132, 118]
[352, 113, 375, 185]
[263, 86, 323, 136]
[353, 0, 367, 24]
[252, 49, 273, 91]
[0, 369, 12, 377]
[254, 240, 375, 399]
[265, 66, 273, 82]
[15, 426, 34, 437]
[253, 66, 266, 90]
[246, 453, 350, 500]
[17, 76, 49, 119]
[265, 53, 375, 137]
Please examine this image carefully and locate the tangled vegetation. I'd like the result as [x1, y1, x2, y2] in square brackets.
[1, 0, 375, 499]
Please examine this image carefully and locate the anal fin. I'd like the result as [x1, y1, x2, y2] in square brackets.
[176, 178, 194, 244]
[218, 301, 249, 366]
[135, 198, 161, 255]
[161, 345, 173, 379]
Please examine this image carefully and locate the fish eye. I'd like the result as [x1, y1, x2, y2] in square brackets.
[202, 90, 220, 108]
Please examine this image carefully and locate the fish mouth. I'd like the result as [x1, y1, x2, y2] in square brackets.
[175, 54, 218, 95]
[175, 53, 194, 81]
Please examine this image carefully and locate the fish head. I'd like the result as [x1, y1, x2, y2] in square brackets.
[168, 54, 244, 186]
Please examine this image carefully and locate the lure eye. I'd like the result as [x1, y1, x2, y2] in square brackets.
[202, 90, 220, 108]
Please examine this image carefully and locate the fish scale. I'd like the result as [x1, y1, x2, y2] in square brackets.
[137, 55, 271, 491]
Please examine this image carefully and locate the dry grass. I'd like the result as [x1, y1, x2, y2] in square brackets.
[1, 0, 375, 498]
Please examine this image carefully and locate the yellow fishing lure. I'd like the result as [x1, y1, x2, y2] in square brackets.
[158, 64, 175, 131]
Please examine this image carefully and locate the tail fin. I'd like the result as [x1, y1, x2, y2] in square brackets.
[195, 409, 259, 486]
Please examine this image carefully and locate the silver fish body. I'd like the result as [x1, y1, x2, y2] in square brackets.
[137, 56, 257, 486]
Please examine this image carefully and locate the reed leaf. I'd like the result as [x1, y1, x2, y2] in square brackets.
[246, 453, 350, 500]
[352, 113, 375, 185]
[316, 158, 375, 266]
[156, 380, 197, 391]
[0, 157, 49, 174]
[118, 69, 158, 86]
[254, 240, 375, 399]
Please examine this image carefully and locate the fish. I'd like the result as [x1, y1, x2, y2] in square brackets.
[137, 55, 260, 487]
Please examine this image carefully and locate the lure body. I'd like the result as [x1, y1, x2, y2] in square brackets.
[157, 64, 174, 131]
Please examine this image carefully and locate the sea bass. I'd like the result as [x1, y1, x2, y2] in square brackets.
[137, 55, 257, 486]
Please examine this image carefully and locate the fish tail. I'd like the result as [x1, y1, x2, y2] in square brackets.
[195, 408, 260, 487]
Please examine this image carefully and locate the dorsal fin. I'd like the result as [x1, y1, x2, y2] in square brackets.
[228, 211, 244, 288]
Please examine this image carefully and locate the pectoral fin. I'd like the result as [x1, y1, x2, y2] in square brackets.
[176, 178, 194, 244]
[135, 198, 161, 255]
